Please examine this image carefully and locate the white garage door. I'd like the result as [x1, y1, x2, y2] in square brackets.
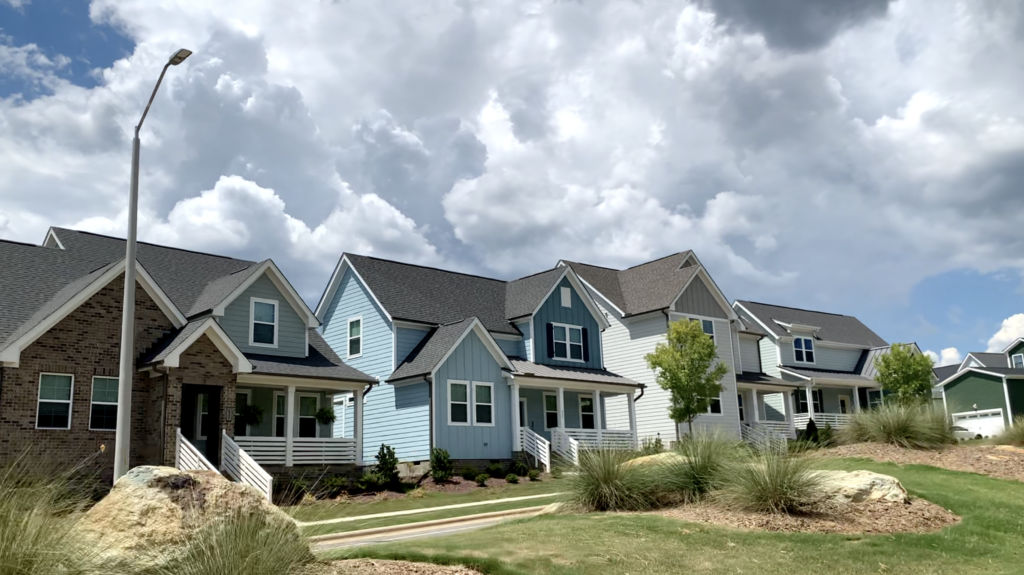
[952, 409, 1005, 438]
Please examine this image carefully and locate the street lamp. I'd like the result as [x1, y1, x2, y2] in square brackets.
[113, 48, 192, 483]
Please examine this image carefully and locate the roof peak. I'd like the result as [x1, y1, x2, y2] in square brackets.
[347, 253, 513, 284]
[739, 300, 852, 318]
[566, 251, 693, 273]
[52, 228, 255, 264]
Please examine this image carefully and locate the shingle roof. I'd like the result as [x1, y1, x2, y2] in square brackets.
[247, 331, 375, 382]
[139, 318, 208, 364]
[933, 364, 960, 383]
[780, 366, 876, 383]
[965, 352, 1007, 368]
[505, 268, 565, 320]
[508, 358, 640, 387]
[735, 300, 888, 348]
[388, 318, 480, 382]
[736, 372, 797, 387]
[563, 252, 700, 317]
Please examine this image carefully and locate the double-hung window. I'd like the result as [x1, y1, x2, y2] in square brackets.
[250, 298, 278, 347]
[1012, 354, 1024, 369]
[89, 377, 118, 431]
[449, 381, 470, 425]
[795, 389, 824, 414]
[37, 373, 73, 429]
[552, 323, 584, 361]
[448, 381, 494, 426]
[794, 337, 815, 363]
[691, 318, 715, 342]
[544, 393, 559, 429]
[298, 395, 319, 438]
[274, 393, 286, 437]
[579, 396, 595, 429]
[706, 395, 723, 414]
[474, 383, 494, 426]
[347, 317, 362, 358]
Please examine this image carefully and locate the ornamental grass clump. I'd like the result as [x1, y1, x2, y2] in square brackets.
[718, 448, 822, 515]
[571, 449, 659, 512]
[996, 417, 1024, 445]
[656, 432, 739, 503]
[840, 405, 953, 450]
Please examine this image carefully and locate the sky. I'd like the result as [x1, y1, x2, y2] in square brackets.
[1, 0, 1022, 366]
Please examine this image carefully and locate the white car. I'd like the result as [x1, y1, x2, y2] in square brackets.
[951, 425, 982, 441]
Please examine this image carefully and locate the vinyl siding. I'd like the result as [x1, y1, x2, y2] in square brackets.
[321, 270, 393, 380]
[495, 337, 523, 358]
[433, 330, 512, 459]
[739, 337, 761, 373]
[779, 340, 862, 372]
[219, 274, 307, 357]
[532, 277, 602, 369]
[945, 373, 1011, 425]
[759, 392, 786, 421]
[672, 276, 727, 318]
[516, 321, 533, 361]
[395, 326, 431, 366]
[759, 338, 781, 376]
[362, 382, 431, 461]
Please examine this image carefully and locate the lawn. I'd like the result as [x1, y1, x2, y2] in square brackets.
[287, 476, 568, 523]
[324, 458, 1024, 574]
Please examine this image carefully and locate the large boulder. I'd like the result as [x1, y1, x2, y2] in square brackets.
[812, 470, 909, 505]
[75, 466, 300, 572]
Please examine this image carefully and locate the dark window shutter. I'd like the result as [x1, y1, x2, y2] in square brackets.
[582, 328, 590, 362]
[546, 323, 554, 358]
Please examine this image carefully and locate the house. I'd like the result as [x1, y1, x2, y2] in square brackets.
[561, 252, 746, 443]
[934, 338, 1024, 436]
[732, 300, 893, 434]
[314, 254, 644, 468]
[0, 228, 373, 491]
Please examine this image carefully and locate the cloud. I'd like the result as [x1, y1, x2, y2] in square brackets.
[924, 347, 962, 367]
[987, 314, 1024, 352]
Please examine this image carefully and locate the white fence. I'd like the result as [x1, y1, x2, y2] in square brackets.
[551, 428, 579, 465]
[563, 428, 636, 450]
[233, 436, 358, 466]
[175, 428, 219, 473]
[755, 421, 794, 438]
[221, 431, 274, 501]
[740, 423, 788, 452]
[519, 427, 551, 473]
[793, 413, 853, 430]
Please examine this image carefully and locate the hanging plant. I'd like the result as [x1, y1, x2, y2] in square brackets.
[315, 407, 336, 426]
[238, 404, 264, 427]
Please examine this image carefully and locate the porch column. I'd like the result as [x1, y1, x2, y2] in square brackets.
[511, 380, 521, 452]
[285, 385, 296, 467]
[785, 390, 797, 438]
[852, 386, 861, 412]
[556, 386, 565, 430]
[593, 390, 602, 445]
[354, 386, 364, 466]
[804, 385, 815, 422]
[627, 391, 638, 448]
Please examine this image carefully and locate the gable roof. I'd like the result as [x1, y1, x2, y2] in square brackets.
[961, 352, 1008, 369]
[388, 317, 513, 382]
[505, 268, 566, 320]
[933, 364, 960, 383]
[734, 300, 888, 348]
[246, 330, 375, 382]
[507, 358, 639, 388]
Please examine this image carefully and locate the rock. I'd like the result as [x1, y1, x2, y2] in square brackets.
[75, 466, 300, 572]
[624, 452, 686, 467]
[812, 470, 909, 505]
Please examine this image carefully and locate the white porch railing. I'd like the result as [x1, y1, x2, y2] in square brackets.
[175, 428, 219, 473]
[793, 413, 853, 430]
[563, 428, 636, 450]
[233, 436, 358, 466]
[740, 423, 788, 452]
[519, 427, 551, 473]
[755, 421, 794, 438]
[221, 431, 274, 501]
[551, 427, 579, 465]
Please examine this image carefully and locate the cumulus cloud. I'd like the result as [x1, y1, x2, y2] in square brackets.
[987, 314, 1024, 352]
[924, 347, 962, 367]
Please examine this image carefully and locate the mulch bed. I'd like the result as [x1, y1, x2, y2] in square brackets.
[659, 498, 959, 534]
[300, 559, 482, 574]
[811, 443, 1024, 483]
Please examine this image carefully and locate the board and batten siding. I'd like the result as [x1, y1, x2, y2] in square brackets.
[321, 270, 393, 379]
[395, 326, 431, 365]
[759, 338, 781, 376]
[532, 277, 602, 369]
[219, 274, 307, 357]
[944, 373, 1011, 425]
[779, 339, 862, 372]
[739, 337, 762, 373]
[433, 330, 512, 460]
[495, 337, 523, 359]
[672, 277, 727, 319]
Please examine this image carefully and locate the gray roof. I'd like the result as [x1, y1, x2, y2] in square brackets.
[139, 318, 209, 364]
[964, 352, 1007, 368]
[933, 364, 960, 382]
[389, 318, 481, 382]
[736, 372, 796, 387]
[564, 252, 700, 317]
[508, 358, 640, 387]
[735, 300, 888, 348]
[247, 331, 375, 382]
[505, 268, 565, 320]
[780, 366, 876, 383]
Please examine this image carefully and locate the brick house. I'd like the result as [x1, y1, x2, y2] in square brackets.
[0, 228, 373, 485]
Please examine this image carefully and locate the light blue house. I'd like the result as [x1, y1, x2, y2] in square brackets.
[314, 254, 643, 468]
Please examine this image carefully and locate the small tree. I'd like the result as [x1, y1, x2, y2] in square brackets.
[874, 343, 934, 406]
[645, 319, 729, 436]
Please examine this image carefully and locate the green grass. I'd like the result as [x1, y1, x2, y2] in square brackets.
[287, 477, 566, 523]
[325, 458, 1024, 574]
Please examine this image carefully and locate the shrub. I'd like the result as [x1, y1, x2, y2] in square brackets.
[571, 449, 659, 512]
[374, 444, 401, 488]
[996, 417, 1024, 445]
[638, 436, 664, 456]
[798, 418, 820, 444]
[718, 449, 822, 515]
[459, 467, 479, 481]
[430, 448, 454, 483]
[657, 432, 736, 503]
[527, 469, 541, 482]
[475, 474, 490, 487]
[355, 472, 385, 493]
[510, 460, 530, 476]
[505, 473, 519, 484]
[840, 405, 953, 450]
[818, 423, 836, 447]
[485, 463, 506, 477]
[317, 475, 351, 498]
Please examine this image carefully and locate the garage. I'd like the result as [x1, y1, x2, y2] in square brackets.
[952, 409, 1005, 438]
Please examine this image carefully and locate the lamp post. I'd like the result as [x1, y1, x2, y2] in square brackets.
[113, 48, 192, 483]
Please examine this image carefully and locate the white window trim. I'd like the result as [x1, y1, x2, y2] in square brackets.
[249, 297, 279, 348]
[793, 337, 815, 364]
[472, 381, 495, 427]
[274, 391, 286, 437]
[578, 395, 595, 429]
[36, 372, 73, 430]
[347, 316, 363, 359]
[234, 389, 252, 437]
[88, 376, 118, 431]
[560, 286, 572, 308]
[448, 380, 471, 426]
[1012, 353, 1024, 369]
[543, 391, 559, 430]
[551, 322, 585, 363]
[297, 393, 321, 438]
[705, 393, 724, 416]
[687, 317, 715, 343]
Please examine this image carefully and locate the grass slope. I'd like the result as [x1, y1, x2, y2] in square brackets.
[325, 459, 1024, 574]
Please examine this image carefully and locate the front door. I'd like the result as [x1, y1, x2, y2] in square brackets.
[838, 395, 851, 414]
[519, 398, 527, 429]
[180, 384, 222, 466]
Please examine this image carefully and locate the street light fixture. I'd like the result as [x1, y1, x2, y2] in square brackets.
[113, 48, 192, 483]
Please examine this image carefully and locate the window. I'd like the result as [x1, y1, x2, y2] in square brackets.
[691, 318, 715, 342]
[551, 323, 584, 361]
[298, 395, 319, 438]
[37, 373, 73, 429]
[737, 393, 744, 422]
[1013, 354, 1024, 369]
[250, 298, 278, 347]
[795, 389, 824, 414]
[794, 337, 815, 363]
[347, 317, 362, 358]
[89, 377, 118, 431]
[544, 393, 559, 429]
[449, 381, 469, 425]
[707, 395, 722, 414]
[867, 389, 884, 409]
[579, 396, 595, 429]
[474, 383, 494, 426]
[560, 286, 572, 308]
[274, 393, 286, 437]
[234, 391, 250, 437]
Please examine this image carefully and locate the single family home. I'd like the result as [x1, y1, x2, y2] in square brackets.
[934, 338, 1024, 437]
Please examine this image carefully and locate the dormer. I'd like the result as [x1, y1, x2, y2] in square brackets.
[1004, 338, 1024, 369]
